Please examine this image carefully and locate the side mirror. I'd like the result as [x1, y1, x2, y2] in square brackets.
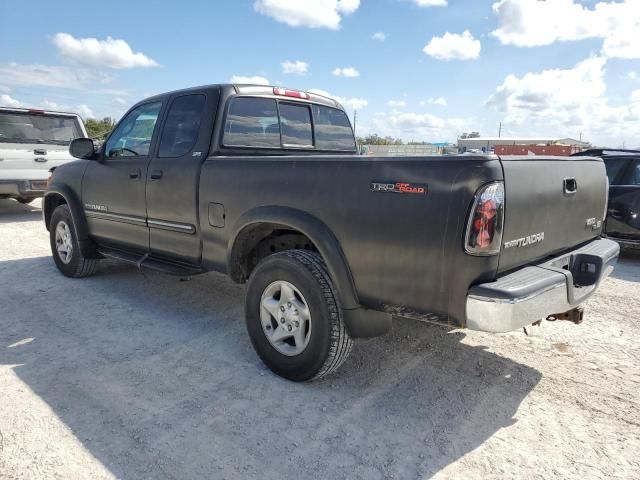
[69, 137, 97, 160]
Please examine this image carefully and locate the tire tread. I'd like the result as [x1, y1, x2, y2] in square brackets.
[278, 250, 353, 380]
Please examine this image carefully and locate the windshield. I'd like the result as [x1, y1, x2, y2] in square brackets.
[0, 111, 82, 145]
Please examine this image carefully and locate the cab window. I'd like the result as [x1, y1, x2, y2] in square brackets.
[604, 158, 629, 185]
[105, 102, 162, 158]
[223, 97, 280, 148]
[312, 105, 356, 151]
[624, 160, 640, 186]
[279, 103, 313, 147]
[158, 95, 206, 158]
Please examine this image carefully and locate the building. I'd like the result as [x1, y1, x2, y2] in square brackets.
[457, 136, 591, 152]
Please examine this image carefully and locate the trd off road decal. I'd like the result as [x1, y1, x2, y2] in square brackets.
[370, 181, 427, 194]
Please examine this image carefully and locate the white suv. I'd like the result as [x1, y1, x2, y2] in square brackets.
[0, 107, 87, 203]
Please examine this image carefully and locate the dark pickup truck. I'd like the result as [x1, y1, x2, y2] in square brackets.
[44, 84, 619, 381]
[573, 149, 640, 249]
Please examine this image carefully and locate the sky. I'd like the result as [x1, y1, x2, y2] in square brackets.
[1, 0, 639, 146]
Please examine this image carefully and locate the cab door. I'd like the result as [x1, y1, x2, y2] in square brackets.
[82, 101, 163, 253]
[145, 88, 219, 264]
[607, 158, 640, 240]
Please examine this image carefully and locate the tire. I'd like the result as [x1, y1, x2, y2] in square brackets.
[245, 250, 353, 382]
[49, 204, 98, 278]
[16, 197, 36, 204]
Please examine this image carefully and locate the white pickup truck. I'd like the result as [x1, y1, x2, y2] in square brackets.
[0, 107, 88, 203]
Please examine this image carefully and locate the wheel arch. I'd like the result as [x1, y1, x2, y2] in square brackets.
[44, 184, 96, 258]
[228, 206, 359, 310]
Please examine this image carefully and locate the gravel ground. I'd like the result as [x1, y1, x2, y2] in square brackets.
[1, 198, 639, 480]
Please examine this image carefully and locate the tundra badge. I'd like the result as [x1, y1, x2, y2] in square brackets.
[504, 232, 545, 249]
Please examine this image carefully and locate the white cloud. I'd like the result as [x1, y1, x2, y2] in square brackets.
[0, 94, 22, 108]
[0, 93, 95, 117]
[0, 85, 10, 93]
[41, 99, 94, 118]
[230, 75, 270, 85]
[253, 0, 359, 29]
[363, 110, 472, 142]
[0, 62, 110, 90]
[281, 60, 308, 75]
[332, 66, 360, 77]
[74, 104, 95, 118]
[629, 72, 638, 80]
[372, 32, 388, 41]
[52, 33, 159, 69]
[428, 96, 448, 106]
[414, 0, 448, 6]
[423, 30, 481, 61]
[485, 56, 640, 146]
[308, 88, 367, 110]
[491, 0, 640, 59]
[344, 98, 368, 110]
[388, 100, 407, 107]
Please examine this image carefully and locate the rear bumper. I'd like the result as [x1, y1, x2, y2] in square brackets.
[466, 238, 619, 333]
[0, 180, 47, 198]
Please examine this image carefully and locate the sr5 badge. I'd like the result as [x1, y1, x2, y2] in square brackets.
[370, 181, 427, 194]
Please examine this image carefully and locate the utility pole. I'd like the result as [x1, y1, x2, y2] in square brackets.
[498, 121, 502, 138]
[353, 110, 357, 136]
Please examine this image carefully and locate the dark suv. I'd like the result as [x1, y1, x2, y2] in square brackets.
[573, 149, 640, 248]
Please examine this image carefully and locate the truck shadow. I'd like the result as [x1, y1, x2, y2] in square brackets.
[0, 198, 42, 224]
[0, 256, 541, 479]
[610, 248, 640, 283]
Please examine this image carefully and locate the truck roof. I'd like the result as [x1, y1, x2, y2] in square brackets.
[0, 106, 81, 117]
[142, 84, 343, 110]
[572, 148, 640, 157]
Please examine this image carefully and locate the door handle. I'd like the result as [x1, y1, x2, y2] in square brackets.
[130, 169, 140, 179]
[150, 170, 163, 180]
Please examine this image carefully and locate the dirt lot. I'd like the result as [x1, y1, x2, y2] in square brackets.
[0, 198, 639, 480]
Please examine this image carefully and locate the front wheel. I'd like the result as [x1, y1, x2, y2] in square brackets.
[245, 250, 353, 382]
[49, 205, 98, 278]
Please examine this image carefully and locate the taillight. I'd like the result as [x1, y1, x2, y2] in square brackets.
[465, 182, 504, 255]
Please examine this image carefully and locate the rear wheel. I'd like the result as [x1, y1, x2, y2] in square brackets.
[245, 250, 353, 382]
[49, 205, 98, 278]
[16, 197, 36, 204]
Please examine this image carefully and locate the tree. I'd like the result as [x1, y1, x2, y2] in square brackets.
[356, 134, 404, 145]
[84, 117, 116, 140]
[460, 131, 481, 139]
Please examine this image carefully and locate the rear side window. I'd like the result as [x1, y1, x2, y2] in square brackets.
[223, 97, 280, 147]
[279, 103, 313, 147]
[604, 158, 629, 185]
[312, 105, 356, 151]
[158, 94, 206, 157]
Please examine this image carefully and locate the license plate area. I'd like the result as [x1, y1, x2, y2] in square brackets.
[29, 181, 47, 191]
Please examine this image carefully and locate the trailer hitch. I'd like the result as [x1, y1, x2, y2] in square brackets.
[546, 307, 584, 324]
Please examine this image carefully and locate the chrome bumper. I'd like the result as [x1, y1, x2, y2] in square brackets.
[0, 180, 47, 196]
[466, 238, 620, 333]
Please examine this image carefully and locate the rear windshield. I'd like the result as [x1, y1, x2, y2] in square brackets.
[222, 96, 355, 151]
[0, 111, 81, 145]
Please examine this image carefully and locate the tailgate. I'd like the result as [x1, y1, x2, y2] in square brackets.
[498, 155, 607, 273]
[0, 143, 73, 177]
